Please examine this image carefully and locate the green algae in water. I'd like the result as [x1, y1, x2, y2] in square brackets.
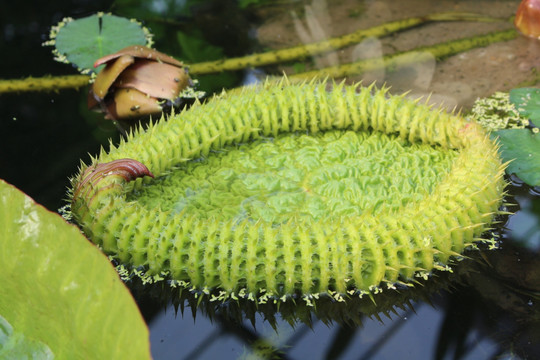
[130, 130, 458, 223]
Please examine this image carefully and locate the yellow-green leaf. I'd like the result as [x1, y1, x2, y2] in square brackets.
[0, 179, 151, 359]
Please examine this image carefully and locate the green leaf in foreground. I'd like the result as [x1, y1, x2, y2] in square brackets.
[0, 315, 54, 359]
[494, 128, 540, 187]
[509, 87, 540, 127]
[48, 13, 150, 73]
[0, 179, 151, 360]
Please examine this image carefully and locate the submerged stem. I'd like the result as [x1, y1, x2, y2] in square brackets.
[0, 13, 510, 94]
[189, 12, 505, 75]
[0, 75, 90, 94]
[290, 28, 517, 80]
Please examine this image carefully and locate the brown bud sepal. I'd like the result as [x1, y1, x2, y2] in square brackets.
[72, 159, 154, 220]
[89, 45, 191, 121]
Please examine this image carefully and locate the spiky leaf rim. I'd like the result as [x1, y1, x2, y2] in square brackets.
[70, 78, 507, 305]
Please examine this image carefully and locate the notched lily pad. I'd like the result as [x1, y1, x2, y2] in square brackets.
[46, 13, 151, 73]
[509, 87, 540, 128]
[494, 128, 540, 187]
[0, 179, 151, 359]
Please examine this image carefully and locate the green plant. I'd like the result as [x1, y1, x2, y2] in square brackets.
[1, 4, 534, 354]
[470, 88, 540, 187]
[0, 315, 53, 359]
[70, 79, 506, 306]
[0, 11, 512, 94]
[45, 12, 152, 74]
[0, 180, 151, 359]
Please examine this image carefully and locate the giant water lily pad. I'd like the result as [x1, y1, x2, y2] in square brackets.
[70, 80, 506, 306]
[494, 128, 540, 187]
[0, 179, 151, 359]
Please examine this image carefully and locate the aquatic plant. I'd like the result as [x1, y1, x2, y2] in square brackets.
[88, 45, 196, 121]
[0, 11, 512, 94]
[70, 79, 506, 305]
[188, 12, 505, 76]
[0, 180, 151, 359]
[470, 88, 540, 187]
[44, 12, 152, 74]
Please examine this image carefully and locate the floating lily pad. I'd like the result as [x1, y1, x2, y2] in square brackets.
[494, 128, 540, 187]
[50, 13, 150, 73]
[70, 81, 506, 308]
[0, 179, 151, 359]
[509, 87, 540, 127]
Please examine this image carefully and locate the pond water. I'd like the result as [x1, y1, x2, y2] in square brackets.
[1, 0, 539, 359]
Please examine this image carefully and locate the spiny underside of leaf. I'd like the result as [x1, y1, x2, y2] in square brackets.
[70, 78, 507, 306]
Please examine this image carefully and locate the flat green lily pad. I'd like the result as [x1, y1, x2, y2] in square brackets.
[0, 179, 151, 359]
[509, 87, 540, 127]
[51, 13, 149, 73]
[494, 128, 540, 186]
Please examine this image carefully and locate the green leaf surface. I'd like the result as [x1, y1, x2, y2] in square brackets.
[0, 315, 54, 359]
[54, 13, 148, 72]
[0, 179, 151, 360]
[494, 128, 540, 186]
[509, 87, 540, 127]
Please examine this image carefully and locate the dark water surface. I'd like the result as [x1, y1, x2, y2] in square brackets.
[1, 1, 539, 359]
